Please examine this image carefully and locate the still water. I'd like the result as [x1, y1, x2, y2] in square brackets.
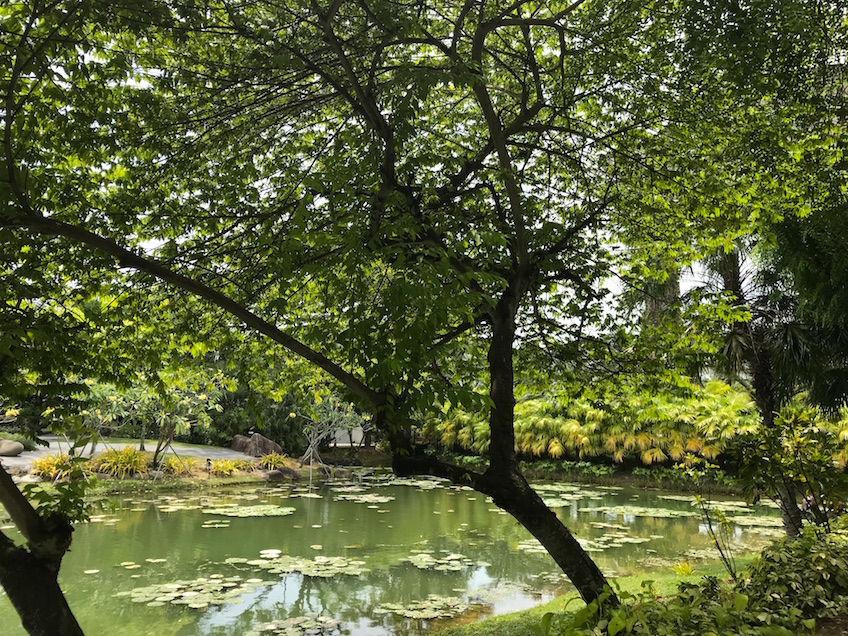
[0, 473, 781, 635]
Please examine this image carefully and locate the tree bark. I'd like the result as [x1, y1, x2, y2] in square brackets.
[0, 464, 83, 635]
[0, 535, 84, 636]
[482, 467, 614, 603]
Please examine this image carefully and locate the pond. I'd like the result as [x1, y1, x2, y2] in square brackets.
[0, 473, 782, 635]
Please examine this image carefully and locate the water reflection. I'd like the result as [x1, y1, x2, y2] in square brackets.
[0, 476, 780, 635]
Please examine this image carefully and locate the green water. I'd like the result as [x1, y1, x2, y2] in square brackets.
[0, 474, 781, 635]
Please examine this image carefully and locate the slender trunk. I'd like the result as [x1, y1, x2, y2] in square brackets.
[152, 424, 175, 468]
[749, 345, 803, 536]
[0, 539, 84, 636]
[138, 421, 146, 452]
[486, 291, 615, 604]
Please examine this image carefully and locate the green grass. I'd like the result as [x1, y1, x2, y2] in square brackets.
[434, 560, 754, 636]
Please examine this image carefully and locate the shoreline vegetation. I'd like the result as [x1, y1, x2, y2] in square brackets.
[433, 560, 755, 636]
[11, 439, 746, 496]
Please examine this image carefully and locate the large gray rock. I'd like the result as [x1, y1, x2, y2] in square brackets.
[266, 467, 300, 482]
[244, 433, 283, 457]
[231, 434, 251, 453]
[0, 440, 24, 457]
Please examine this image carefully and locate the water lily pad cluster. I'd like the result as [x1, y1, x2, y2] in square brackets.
[404, 551, 474, 571]
[578, 531, 652, 552]
[374, 595, 468, 619]
[332, 492, 394, 504]
[578, 504, 700, 518]
[727, 515, 783, 527]
[227, 554, 368, 578]
[117, 574, 268, 609]
[532, 484, 605, 507]
[390, 477, 446, 490]
[246, 614, 340, 635]
[202, 504, 296, 517]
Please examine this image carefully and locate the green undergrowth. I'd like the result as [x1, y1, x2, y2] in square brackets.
[438, 523, 848, 636]
[434, 562, 749, 636]
[446, 454, 741, 495]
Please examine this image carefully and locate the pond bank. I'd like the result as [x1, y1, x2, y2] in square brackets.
[433, 559, 753, 636]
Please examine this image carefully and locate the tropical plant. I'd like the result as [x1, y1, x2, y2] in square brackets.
[29, 454, 72, 481]
[735, 403, 848, 533]
[232, 458, 257, 472]
[161, 456, 198, 476]
[544, 580, 813, 636]
[1, 0, 843, 632]
[91, 448, 148, 479]
[209, 460, 238, 477]
[259, 454, 289, 470]
[431, 380, 760, 465]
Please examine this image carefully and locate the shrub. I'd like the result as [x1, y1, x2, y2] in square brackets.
[259, 453, 289, 470]
[30, 453, 71, 480]
[93, 447, 148, 479]
[0, 432, 37, 451]
[210, 459, 237, 476]
[546, 581, 813, 636]
[743, 524, 848, 618]
[233, 458, 257, 472]
[162, 456, 198, 476]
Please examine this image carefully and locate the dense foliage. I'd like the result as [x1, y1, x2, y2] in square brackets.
[547, 522, 848, 635]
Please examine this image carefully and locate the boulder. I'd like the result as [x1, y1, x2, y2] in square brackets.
[244, 433, 282, 457]
[0, 440, 24, 457]
[266, 467, 300, 482]
[231, 434, 251, 453]
[332, 467, 353, 480]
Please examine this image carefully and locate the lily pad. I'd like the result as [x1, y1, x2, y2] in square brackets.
[245, 613, 340, 635]
[578, 505, 700, 518]
[229, 552, 369, 578]
[374, 595, 468, 619]
[201, 505, 296, 518]
[116, 575, 269, 608]
[404, 552, 474, 571]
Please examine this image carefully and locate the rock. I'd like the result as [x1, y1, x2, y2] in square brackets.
[0, 440, 24, 457]
[266, 467, 300, 482]
[332, 467, 353, 480]
[244, 433, 282, 457]
[231, 434, 250, 453]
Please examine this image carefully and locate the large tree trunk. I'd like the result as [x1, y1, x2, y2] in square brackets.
[0, 465, 83, 635]
[0, 537, 84, 636]
[486, 294, 615, 603]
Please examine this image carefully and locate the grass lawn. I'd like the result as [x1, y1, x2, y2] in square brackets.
[434, 559, 753, 636]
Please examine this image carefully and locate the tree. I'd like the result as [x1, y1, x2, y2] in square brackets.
[1, 1, 838, 631]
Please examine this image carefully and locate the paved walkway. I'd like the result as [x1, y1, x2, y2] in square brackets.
[0, 436, 254, 473]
